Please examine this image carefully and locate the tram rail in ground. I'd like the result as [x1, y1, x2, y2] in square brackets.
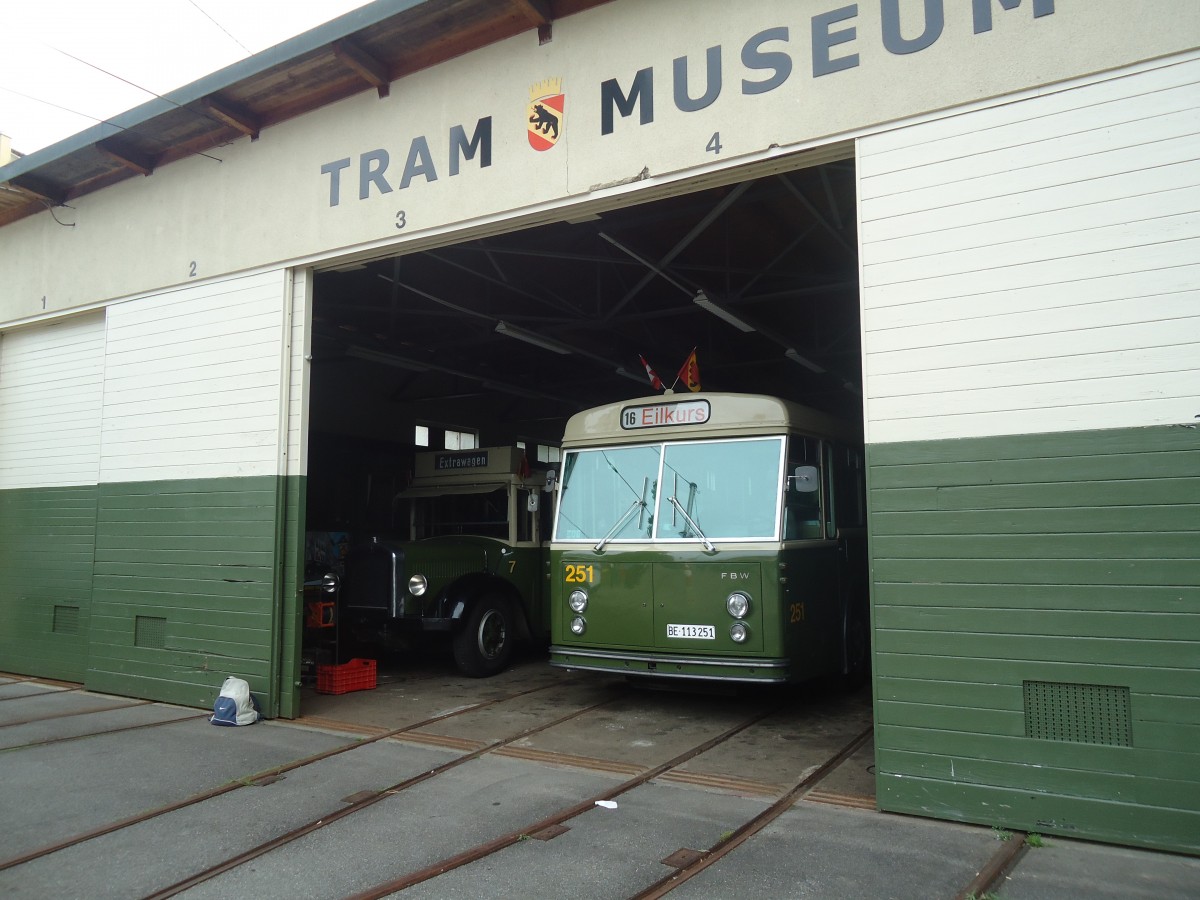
[0, 676, 584, 874]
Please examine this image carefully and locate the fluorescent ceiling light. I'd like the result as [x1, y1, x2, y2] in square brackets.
[345, 346, 430, 372]
[494, 321, 572, 355]
[785, 348, 826, 374]
[694, 291, 755, 333]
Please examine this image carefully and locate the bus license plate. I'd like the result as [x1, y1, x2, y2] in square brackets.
[667, 624, 715, 640]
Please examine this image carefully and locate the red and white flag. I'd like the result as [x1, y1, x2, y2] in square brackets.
[639, 355, 664, 391]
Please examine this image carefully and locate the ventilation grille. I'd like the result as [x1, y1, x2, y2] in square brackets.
[134, 615, 168, 649]
[1023, 680, 1132, 747]
[53, 605, 80, 635]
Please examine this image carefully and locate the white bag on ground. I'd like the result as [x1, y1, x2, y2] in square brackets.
[210, 676, 261, 726]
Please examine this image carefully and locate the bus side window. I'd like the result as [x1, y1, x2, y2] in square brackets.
[784, 437, 823, 540]
[516, 489, 533, 543]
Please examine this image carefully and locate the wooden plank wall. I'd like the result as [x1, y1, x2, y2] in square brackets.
[859, 56, 1200, 444]
[86, 270, 290, 708]
[858, 56, 1200, 852]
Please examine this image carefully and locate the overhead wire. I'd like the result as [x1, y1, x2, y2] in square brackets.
[43, 41, 237, 147]
[38, 0, 272, 162]
[187, 0, 253, 54]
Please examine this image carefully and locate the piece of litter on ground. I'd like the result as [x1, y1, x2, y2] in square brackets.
[595, 800, 618, 809]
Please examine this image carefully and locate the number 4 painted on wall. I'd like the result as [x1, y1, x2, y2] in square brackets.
[706, 133, 722, 155]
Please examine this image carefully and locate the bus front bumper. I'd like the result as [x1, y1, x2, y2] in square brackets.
[549, 645, 794, 683]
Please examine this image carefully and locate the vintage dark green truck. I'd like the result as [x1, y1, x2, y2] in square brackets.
[338, 447, 555, 676]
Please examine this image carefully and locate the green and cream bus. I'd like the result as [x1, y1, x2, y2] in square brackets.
[549, 393, 868, 684]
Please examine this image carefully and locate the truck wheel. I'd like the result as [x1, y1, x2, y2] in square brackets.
[453, 595, 513, 677]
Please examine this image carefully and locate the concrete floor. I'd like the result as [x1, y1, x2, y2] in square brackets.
[3, 661, 1197, 899]
[297, 654, 877, 804]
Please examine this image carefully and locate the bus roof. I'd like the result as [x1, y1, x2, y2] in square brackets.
[561, 392, 860, 448]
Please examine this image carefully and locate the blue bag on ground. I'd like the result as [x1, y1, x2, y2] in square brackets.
[210, 676, 260, 726]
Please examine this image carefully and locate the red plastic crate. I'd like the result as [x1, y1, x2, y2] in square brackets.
[316, 658, 377, 695]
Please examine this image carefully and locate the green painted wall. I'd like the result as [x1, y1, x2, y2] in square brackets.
[0, 485, 99, 682]
[85, 476, 284, 712]
[0, 476, 305, 716]
[278, 476, 307, 719]
[868, 424, 1200, 854]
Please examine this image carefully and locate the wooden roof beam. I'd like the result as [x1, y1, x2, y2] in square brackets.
[512, 0, 554, 42]
[201, 96, 263, 141]
[96, 140, 157, 176]
[6, 173, 68, 206]
[333, 38, 392, 99]
[513, 0, 553, 25]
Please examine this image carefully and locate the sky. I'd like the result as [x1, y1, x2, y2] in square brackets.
[1, 0, 373, 156]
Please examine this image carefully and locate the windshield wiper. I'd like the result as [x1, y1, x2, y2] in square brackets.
[594, 477, 648, 551]
[669, 495, 714, 552]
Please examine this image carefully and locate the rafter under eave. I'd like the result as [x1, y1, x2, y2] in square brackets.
[333, 39, 392, 99]
[6, 173, 68, 206]
[201, 97, 264, 141]
[512, 0, 553, 25]
[97, 140, 157, 177]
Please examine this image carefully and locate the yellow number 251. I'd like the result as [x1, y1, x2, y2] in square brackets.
[564, 564, 595, 584]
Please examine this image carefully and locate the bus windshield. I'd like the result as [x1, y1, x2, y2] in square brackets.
[555, 437, 784, 543]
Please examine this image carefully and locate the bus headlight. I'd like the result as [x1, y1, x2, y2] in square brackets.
[570, 616, 587, 635]
[729, 622, 749, 643]
[408, 574, 428, 597]
[726, 592, 751, 619]
[568, 589, 589, 613]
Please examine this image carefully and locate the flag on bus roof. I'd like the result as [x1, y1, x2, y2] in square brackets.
[677, 349, 701, 392]
[639, 355, 663, 391]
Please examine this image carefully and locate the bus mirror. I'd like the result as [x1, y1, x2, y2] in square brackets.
[527, 492, 540, 512]
[792, 465, 819, 492]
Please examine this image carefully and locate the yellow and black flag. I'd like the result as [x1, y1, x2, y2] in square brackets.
[676, 349, 701, 392]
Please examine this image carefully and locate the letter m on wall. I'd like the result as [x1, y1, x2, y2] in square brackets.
[973, 0, 1055, 34]
[601, 69, 654, 135]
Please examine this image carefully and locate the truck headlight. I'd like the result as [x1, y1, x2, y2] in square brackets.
[408, 574, 428, 597]
[726, 592, 750, 618]
[570, 616, 587, 635]
[729, 622, 749, 643]
[568, 589, 588, 613]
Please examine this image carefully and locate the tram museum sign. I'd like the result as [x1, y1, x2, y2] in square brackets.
[319, 0, 1057, 209]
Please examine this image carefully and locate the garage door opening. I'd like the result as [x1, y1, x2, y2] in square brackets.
[302, 153, 863, 698]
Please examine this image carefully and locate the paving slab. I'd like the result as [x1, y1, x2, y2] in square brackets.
[0, 737, 460, 899]
[0, 687, 139, 724]
[0, 717, 349, 860]
[395, 779, 773, 900]
[0, 681, 74, 702]
[0, 701, 201, 750]
[1000, 835, 1200, 899]
[182, 755, 625, 900]
[669, 801, 1002, 900]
